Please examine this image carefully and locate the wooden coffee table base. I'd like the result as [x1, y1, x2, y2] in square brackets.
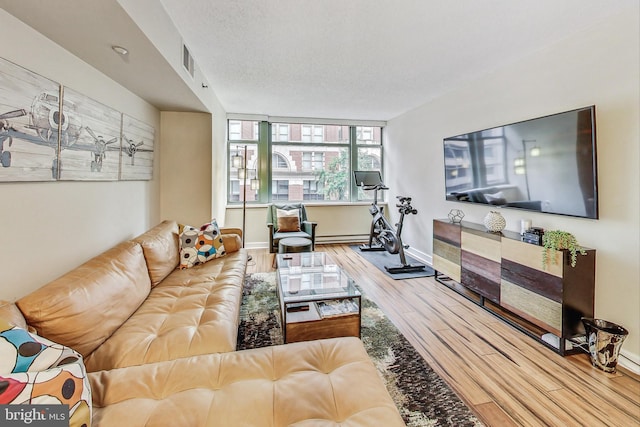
[285, 313, 360, 343]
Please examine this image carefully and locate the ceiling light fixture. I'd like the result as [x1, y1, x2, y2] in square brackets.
[112, 45, 129, 56]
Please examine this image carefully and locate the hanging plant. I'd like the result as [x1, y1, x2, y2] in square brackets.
[542, 230, 587, 268]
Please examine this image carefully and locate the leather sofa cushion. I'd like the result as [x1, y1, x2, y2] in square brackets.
[133, 220, 180, 287]
[0, 300, 29, 330]
[89, 337, 405, 426]
[83, 249, 247, 372]
[17, 241, 151, 358]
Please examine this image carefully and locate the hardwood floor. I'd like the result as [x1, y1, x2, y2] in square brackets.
[246, 245, 640, 427]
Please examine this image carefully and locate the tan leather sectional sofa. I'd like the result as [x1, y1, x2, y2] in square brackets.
[2, 220, 405, 426]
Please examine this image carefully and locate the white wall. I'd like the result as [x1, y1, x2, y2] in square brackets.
[386, 9, 640, 370]
[210, 97, 229, 225]
[0, 10, 160, 301]
[225, 203, 379, 248]
[160, 112, 212, 226]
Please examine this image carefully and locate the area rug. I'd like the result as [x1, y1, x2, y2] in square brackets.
[349, 245, 435, 280]
[237, 272, 483, 427]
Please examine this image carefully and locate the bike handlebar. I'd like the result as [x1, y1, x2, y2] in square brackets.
[395, 195, 417, 215]
[363, 184, 389, 191]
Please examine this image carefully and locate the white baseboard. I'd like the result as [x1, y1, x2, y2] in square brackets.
[316, 235, 370, 244]
[617, 350, 640, 375]
[405, 247, 433, 266]
[245, 242, 268, 250]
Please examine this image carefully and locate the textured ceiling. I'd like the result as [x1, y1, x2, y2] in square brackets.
[158, 0, 636, 120]
[2, 1, 636, 120]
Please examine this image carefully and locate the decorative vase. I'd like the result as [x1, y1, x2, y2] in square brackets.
[448, 209, 464, 224]
[582, 318, 629, 373]
[483, 211, 506, 232]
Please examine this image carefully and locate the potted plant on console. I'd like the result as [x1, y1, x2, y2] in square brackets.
[542, 230, 587, 268]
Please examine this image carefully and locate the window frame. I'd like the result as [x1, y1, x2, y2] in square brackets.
[227, 119, 384, 205]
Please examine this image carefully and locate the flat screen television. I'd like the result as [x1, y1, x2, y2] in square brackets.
[443, 106, 598, 219]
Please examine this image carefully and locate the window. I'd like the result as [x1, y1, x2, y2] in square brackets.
[229, 120, 259, 141]
[272, 124, 289, 142]
[228, 122, 259, 203]
[303, 180, 324, 200]
[272, 153, 288, 169]
[357, 126, 374, 143]
[229, 121, 241, 141]
[229, 180, 240, 202]
[228, 120, 383, 204]
[302, 125, 324, 143]
[302, 152, 324, 171]
[355, 126, 382, 201]
[272, 180, 289, 200]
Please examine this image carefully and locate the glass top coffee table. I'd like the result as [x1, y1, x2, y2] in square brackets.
[276, 252, 361, 343]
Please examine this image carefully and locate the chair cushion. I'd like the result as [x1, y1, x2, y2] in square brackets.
[178, 219, 226, 269]
[0, 319, 92, 426]
[276, 208, 301, 232]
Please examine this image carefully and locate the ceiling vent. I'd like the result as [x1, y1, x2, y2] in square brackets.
[182, 43, 195, 78]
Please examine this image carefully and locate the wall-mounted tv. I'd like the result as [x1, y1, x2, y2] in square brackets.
[443, 106, 598, 219]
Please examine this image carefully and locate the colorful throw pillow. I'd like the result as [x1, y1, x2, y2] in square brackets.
[178, 219, 226, 269]
[0, 318, 91, 427]
[276, 208, 301, 232]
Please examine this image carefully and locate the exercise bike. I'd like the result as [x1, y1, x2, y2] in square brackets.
[355, 171, 388, 252]
[355, 171, 426, 274]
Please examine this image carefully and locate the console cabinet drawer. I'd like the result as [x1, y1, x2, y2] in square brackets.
[433, 221, 461, 282]
[461, 250, 500, 303]
[461, 228, 501, 303]
[501, 280, 562, 335]
[501, 259, 562, 303]
[501, 238, 562, 277]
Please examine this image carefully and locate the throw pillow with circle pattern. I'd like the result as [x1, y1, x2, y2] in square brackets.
[178, 219, 226, 269]
[0, 318, 92, 427]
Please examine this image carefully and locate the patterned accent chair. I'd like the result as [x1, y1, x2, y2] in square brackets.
[267, 203, 317, 253]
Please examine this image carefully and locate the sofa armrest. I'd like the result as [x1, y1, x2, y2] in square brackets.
[0, 300, 30, 331]
[220, 227, 242, 238]
[221, 233, 242, 253]
[220, 227, 243, 253]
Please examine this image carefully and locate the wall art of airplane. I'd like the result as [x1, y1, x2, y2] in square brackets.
[85, 126, 118, 172]
[0, 92, 120, 177]
[122, 135, 152, 166]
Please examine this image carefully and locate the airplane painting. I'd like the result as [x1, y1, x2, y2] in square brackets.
[0, 57, 155, 182]
[59, 87, 121, 181]
[121, 114, 154, 180]
[0, 57, 64, 181]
